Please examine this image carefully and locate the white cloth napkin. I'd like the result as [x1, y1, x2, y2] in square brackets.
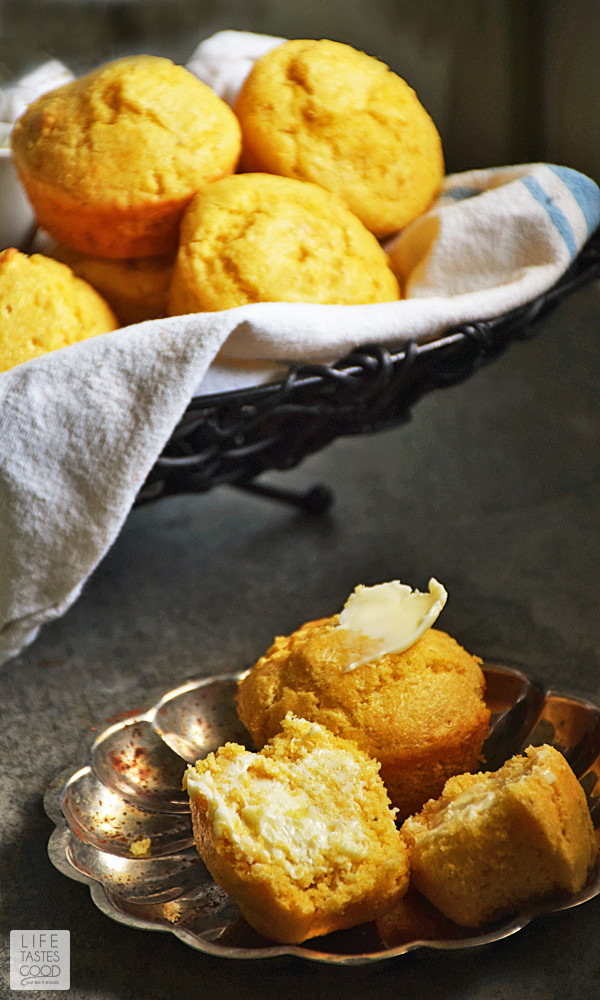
[1, 32, 599, 668]
[0, 58, 74, 124]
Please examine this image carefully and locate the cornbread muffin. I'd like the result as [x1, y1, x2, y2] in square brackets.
[0, 248, 118, 373]
[237, 622, 490, 821]
[11, 55, 242, 258]
[234, 38, 444, 238]
[184, 713, 409, 944]
[402, 744, 598, 927]
[376, 885, 469, 947]
[50, 244, 173, 325]
[168, 172, 400, 313]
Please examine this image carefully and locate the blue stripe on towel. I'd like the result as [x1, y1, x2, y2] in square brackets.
[546, 165, 600, 238]
[522, 175, 577, 258]
[443, 186, 482, 201]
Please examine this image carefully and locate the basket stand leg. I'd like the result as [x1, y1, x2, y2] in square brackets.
[231, 479, 334, 514]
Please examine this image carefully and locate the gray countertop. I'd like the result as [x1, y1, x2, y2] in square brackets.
[1, 276, 599, 998]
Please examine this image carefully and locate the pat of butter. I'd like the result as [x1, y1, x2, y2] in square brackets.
[336, 578, 447, 671]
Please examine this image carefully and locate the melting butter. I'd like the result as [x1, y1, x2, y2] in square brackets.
[185, 725, 371, 881]
[336, 578, 448, 671]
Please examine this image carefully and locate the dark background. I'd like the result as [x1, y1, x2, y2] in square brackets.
[1, 0, 599, 182]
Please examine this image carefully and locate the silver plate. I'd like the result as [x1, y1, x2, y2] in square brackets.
[44, 664, 600, 964]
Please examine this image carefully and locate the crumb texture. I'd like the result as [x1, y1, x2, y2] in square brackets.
[185, 713, 409, 943]
[401, 743, 598, 926]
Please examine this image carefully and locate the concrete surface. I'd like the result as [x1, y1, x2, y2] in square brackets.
[1, 273, 599, 998]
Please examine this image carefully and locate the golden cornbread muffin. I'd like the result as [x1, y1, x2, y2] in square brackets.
[0, 248, 118, 373]
[402, 744, 598, 928]
[184, 713, 409, 944]
[234, 38, 444, 238]
[237, 622, 490, 822]
[50, 244, 173, 325]
[11, 55, 242, 258]
[168, 172, 400, 313]
[376, 885, 468, 948]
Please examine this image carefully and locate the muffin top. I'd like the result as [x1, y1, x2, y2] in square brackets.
[168, 172, 401, 313]
[11, 55, 242, 208]
[0, 248, 118, 373]
[235, 38, 444, 237]
[236, 621, 488, 756]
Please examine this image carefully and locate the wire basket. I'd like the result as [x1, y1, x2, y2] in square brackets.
[137, 227, 600, 512]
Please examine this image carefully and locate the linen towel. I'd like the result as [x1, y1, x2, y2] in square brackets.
[0, 32, 599, 667]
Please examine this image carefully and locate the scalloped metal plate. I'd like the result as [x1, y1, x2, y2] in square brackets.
[44, 665, 600, 964]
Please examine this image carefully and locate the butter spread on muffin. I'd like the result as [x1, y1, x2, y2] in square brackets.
[184, 713, 409, 943]
[235, 38, 444, 238]
[336, 578, 447, 671]
[168, 172, 400, 313]
[236, 580, 490, 821]
[401, 744, 598, 927]
[11, 55, 242, 258]
[0, 247, 118, 373]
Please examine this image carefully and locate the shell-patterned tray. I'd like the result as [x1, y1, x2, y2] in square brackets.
[44, 664, 600, 964]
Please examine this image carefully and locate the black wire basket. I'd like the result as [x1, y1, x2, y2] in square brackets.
[137, 227, 600, 513]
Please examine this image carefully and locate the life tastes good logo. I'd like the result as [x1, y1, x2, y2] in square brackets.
[10, 931, 70, 991]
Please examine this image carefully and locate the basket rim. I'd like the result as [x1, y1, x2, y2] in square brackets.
[137, 225, 600, 506]
[186, 224, 600, 410]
